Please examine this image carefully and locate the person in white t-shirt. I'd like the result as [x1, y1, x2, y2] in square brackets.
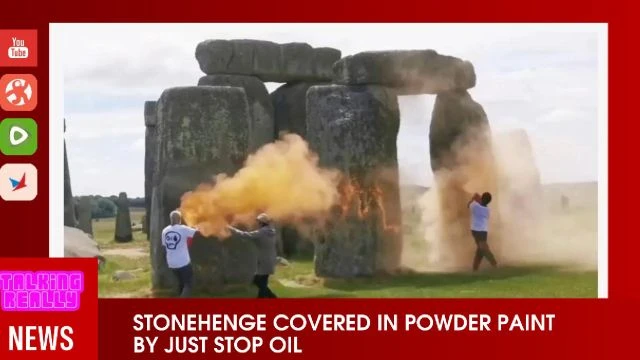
[161, 210, 198, 297]
[468, 192, 498, 271]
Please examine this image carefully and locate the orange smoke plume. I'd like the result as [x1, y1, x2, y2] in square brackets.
[179, 134, 342, 237]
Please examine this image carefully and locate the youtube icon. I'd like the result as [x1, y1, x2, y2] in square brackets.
[0, 30, 37, 67]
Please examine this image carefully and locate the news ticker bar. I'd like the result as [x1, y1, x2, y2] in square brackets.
[0, 257, 633, 359]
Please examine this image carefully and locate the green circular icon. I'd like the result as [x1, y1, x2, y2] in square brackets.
[0, 118, 38, 156]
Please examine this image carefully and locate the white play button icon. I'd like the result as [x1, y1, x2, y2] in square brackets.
[10, 126, 28, 146]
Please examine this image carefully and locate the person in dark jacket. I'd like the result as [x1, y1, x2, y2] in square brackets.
[227, 213, 278, 298]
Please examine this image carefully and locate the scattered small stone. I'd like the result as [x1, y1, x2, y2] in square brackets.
[276, 256, 291, 266]
[278, 279, 310, 288]
[112, 271, 136, 281]
[294, 275, 322, 287]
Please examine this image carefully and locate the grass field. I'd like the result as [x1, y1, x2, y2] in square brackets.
[95, 182, 598, 298]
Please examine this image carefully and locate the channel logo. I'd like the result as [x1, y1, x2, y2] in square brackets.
[0, 29, 37, 67]
[0, 163, 37, 201]
[0, 118, 38, 155]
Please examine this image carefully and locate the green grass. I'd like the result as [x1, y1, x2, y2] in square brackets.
[94, 208, 152, 297]
[98, 255, 152, 297]
[93, 207, 147, 249]
[96, 194, 597, 299]
[217, 259, 596, 299]
[99, 251, 596, 298]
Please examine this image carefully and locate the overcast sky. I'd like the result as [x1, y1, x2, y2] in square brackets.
[56, 23, 604, 198]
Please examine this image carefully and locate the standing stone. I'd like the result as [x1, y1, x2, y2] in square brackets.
[429, 90, 492, 172]
[114, 192, 133, 242]
[141, 214, 148, 234]
[198, 75, 274, 152]
[271, 82, 328, 256]
[561, 195, 569, 210]
[428, 89, 499, 270]
[63, 119, 77, 227]
[307, 85, 403, 277]
[333, 50, 476, 95]
[493, 129, 541, 202]
[77, 196, 94, 236]
[144, 100, 158, 240]
[149, 86, 256, 293]
[195, 40, 341, 83]
[271, 82, 326, 138]
[492, 129, 542, 261]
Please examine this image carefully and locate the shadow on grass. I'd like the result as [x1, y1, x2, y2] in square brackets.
[322, 265, 563, 293]
[301, 293, 352, 299]
[145, 265, 566, 299]
[150, 287, 353, 299]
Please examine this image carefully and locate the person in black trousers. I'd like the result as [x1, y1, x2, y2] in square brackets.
[227, 213, 278, 298]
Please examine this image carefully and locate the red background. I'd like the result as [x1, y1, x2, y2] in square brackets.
[100, 299, 624, 359]
[0, 0, 635, 358]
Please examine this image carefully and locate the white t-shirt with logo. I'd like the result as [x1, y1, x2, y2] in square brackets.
[161, 224, 197, 269]
[469, 201, 490, 232]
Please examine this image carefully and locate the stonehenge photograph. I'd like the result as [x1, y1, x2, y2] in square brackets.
[56, 23, 604, 298]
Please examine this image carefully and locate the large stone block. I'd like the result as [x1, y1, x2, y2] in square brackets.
[64, 226, 101, 258]
[429, 90, 491, 172]
[195, 40, 341, 83]
[63, 137, 77, 227]
[271, 82, 328, 138]
[492, 129, 542, 261]
[306, 85, 403, 278]
[149, 86, 257, 294]
[333, 50, 476, 95]
[142, 101, 158, 240]
[114, 192, 133, 242]
[144, 100, 157, 127]
[428, 90, 499, 270]
[198, 75, 275, 152]
[144, 100, 158, 240]
[77, 196, 93, 236]
[271, 82, 329, 255]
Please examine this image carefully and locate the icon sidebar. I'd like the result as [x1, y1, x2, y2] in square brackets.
[0, 29, 40, 203]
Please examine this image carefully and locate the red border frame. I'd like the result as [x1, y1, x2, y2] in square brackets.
[0, 1, 634, 358]
[0, 0, 628, 284]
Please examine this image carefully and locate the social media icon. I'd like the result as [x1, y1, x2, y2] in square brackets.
[0, 30, 37, 67]
[0, 74, 38, 111]
[0, 118, 38, 155]
[0, 163, 37, 201]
